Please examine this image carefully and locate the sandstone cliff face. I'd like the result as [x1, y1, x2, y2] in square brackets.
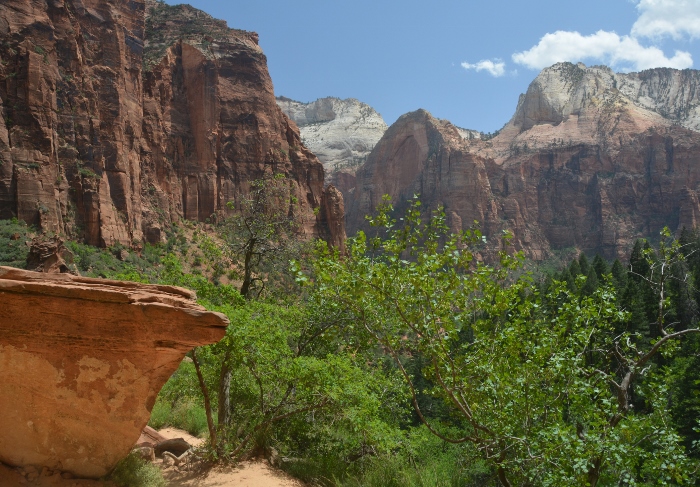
[346, 110, 500, 251]
[0, 0, 344, 246]
[346, 63, 700, 260]
[0, 266, 228, 478]
[0, 0, 147, 246]
[276, 96, 387, 197]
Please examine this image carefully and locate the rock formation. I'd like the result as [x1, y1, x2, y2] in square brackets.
[276, 97, 387, 197]
[346, 63, 700, 260]
[0, 266, 228, 478]
[25, 235, 76, 274]
[0, 0, 344, 247]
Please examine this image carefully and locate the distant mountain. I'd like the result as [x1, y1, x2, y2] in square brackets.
[276, 97, 388, 197]
[346, 63, 700, 260]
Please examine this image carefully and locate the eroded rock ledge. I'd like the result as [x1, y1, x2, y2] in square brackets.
[0, 267, 228, 478]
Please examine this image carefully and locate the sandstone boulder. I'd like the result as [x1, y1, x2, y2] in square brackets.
[0, 267, 228, 478]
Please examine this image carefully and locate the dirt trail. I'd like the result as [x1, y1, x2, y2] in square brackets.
[157, 428, 305, 487]
[0, 428, 304, 487]
[161, 461, 305, 487]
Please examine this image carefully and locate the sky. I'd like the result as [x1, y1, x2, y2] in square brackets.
[163, 0, 700, 133]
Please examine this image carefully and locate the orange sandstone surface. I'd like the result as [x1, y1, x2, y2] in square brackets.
[0, 267, 228, 478]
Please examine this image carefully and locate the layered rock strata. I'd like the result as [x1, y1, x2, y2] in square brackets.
[276, 96, 387, 197]
[0, 0, 344, 247]
[0, 266, 228, 478]
[346, 63, 700, 259]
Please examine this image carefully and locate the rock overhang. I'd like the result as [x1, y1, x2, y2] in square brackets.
[0, 266, 228, 478]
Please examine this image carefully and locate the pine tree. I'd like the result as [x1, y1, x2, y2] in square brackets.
[579, 253, 590, 276]
[581, 266, 599, 296]
[611, 259, 627, 289]
[592, 254, 609, 280]
[569, 258, 582, 277]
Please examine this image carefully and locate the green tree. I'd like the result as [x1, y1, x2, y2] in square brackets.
[579, 252, 590, 276]
[308, 198, 699, 486]
[592, 254, 609, 280]
[611, 259, 627, 289]
[222, 173, 303, 300]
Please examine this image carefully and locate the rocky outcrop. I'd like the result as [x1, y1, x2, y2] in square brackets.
[25, 235, 76, 274]
[0, 266, 228, 478]
[318, 185, 346, 254]
[346, 63, 700, 260]
[276, 97, 387, 197]
[0, 0, 344, 247]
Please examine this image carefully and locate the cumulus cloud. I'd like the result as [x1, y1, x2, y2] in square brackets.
[632, 0, 700, 40]
[461, 59, 506, 77]
[512, 30, 693, 71]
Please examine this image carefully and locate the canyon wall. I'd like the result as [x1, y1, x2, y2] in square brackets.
[346, 63, 700, 260]
[276, 96, 387, 198]
[0, 0, 344, 247]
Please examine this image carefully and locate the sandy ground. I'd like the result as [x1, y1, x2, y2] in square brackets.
[157, 428, 306, 487]
[157, 428, 205, 448]
[0, 464, 115, 487]
[0, 428, 305, 487]
[161, 461, 306, 487]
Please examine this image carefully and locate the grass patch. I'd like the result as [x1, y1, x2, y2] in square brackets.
[170, 399, 209, 437]
[148, 400, 171, 430]
[337, 452, 493, 487]
[0, 219, 32, 268]
[108, 452, 165, 487]
[148, 398, 209, 438]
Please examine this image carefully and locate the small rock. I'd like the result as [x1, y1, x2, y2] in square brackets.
[26, 472, 39, 482]
[133, 446, 155, 462]
[10, 233, 20, 241]
[162, 452, 176, 467]
[118, 249, 129, 261]
[154, 437, 191, 457]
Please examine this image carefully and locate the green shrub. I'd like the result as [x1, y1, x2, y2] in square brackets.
[147, 400, 171, 430]
[169, 398, 209, 437]
[0, 218, 32, 268]
[108, 452, 165, 487]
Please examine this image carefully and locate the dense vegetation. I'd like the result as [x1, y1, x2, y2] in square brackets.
[4, 182, 700, 486]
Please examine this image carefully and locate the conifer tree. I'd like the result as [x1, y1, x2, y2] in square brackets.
[592, 254, 609, 280]
[579, 253, 590, 276]
[611, 259, 627, 289]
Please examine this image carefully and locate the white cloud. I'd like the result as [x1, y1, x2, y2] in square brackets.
[461, 59, 506, 77]
[632, 0, 700, 40]
[512, 30, 693, 71]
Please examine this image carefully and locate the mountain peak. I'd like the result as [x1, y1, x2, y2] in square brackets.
[510, 63, 700, 133]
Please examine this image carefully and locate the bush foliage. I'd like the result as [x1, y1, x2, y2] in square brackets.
[5, 190, 700, 486]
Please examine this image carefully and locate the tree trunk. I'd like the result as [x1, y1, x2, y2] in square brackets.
[587, 457, 602, 487]
[190, 348, 217, 448]
[240, 241, 255, 299]
[497, 466, 512, 487]
[218, 350, 232, 431]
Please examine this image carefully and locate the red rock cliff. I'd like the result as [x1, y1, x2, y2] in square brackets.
[0, 0, 344, 246]
[346, 63, 700, 260]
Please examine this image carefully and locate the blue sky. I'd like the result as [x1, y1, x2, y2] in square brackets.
[163, 0, 700, 133]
